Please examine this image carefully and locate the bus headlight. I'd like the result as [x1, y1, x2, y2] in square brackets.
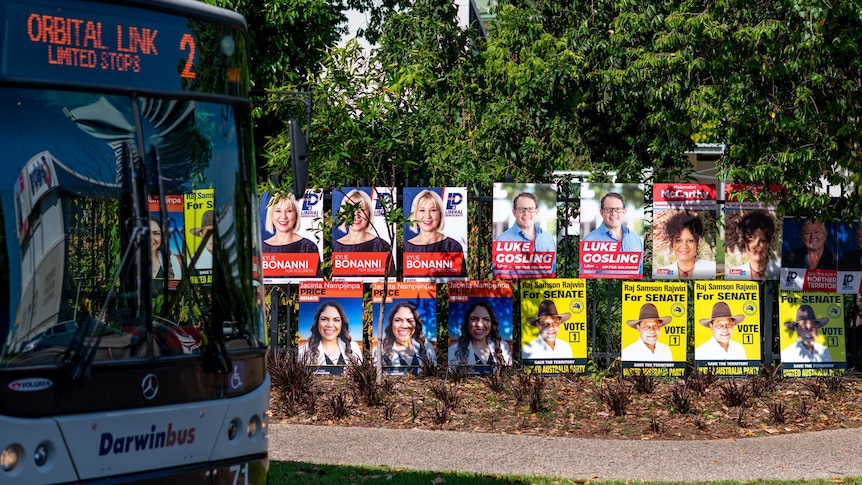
[1, 444, 22, 472]
[247, 415, 260, 438]
[34, 443, 49, 467]
[227, 419, 240, 441]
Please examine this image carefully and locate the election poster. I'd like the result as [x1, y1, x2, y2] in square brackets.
[652, 183, 717, 280]
[579, 182, 645, 279]
[447, 280, 513, 375]
[621, 281, 687, 377]
[836, 221, 862, 294]
[331, 187, 397, 281]
[260, 189, 323, 283]
[370, 281, 437, 376]
[184, 189, 214, 285]
[402, 187, 468, 281]
[723, 184, 783, 280]
[780, 217, 838, 292]
[297, 280, 365, 375]
[778, 291, 846, 377]
[492, 183, 557, 279]
[520, 279, 588, 375]
[693, 281, 761, 376]
[148, 194, 184, 289]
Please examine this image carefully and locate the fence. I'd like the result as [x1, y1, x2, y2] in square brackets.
[265, 184, 862, 371]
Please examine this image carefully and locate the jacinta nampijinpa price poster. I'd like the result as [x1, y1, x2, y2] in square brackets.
[693, 281, 761, 376]
[520, 279, 587, 375]
[447, 280, 513, 375]
[370, 281, 437, 376]
[780, 217, 838, 293]
[148, 194, 184, 289]
[297, 281, 365, 375]
[778, 291, 846, 377]
[620, 281, 687, 377]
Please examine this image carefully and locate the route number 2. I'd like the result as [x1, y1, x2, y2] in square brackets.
[180, 33, 197, 79]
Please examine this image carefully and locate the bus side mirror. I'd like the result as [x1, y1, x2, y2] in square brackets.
[288, 118, 309, 197]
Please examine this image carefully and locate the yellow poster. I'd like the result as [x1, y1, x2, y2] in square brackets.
[621, 282, 687, 377]
[520, 279, 587, 375]
[693, 281, 760, 376]
[778, 292, 846, 377]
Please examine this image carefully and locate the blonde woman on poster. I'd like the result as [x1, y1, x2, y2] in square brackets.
[262, 193, 319, 254]
[696, 302, 747, 360]
[621, 303, 672, 362]
[522, 300, 573, 359]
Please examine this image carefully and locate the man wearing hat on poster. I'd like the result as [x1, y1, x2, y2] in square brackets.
[780, 305, 832, 363]
[522, 300, 573, 359]
[621, 303, 672, 361]
[695, 302, 747, 360]
[189, 209, 214, 272]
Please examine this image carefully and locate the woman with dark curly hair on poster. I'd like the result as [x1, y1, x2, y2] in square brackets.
[656, 210, 715, 279]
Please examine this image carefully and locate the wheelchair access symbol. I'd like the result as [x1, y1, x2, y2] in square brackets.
[229, 362, 244, 391]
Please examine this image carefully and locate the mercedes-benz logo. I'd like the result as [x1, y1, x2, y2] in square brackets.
[141, 373, 159, 400]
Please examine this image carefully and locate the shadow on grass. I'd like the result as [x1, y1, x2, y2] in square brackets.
[270, 461, 624, 485]
[270, 462, 862, 485]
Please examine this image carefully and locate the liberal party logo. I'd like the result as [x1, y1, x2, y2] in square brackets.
[785, 271, 798, 283]
[446, 192, 463, 210]
[843, 274, 855, 288]
[301, 191, 320, 210]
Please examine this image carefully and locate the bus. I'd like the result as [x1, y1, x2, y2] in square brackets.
[0, 1, 270, 483]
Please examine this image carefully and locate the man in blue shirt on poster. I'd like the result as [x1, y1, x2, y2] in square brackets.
[496, 192, 556, 274]
[583, 192, 643, 273]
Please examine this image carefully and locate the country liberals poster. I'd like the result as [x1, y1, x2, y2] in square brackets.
[331, 187, 397, 281]
[492, 183, 557, 279]
[520, 279, 587, 375]
[370, 281, 437, 376]
[723, 184, 782, 280]
[260, 189, 323, 283]
[652, 183, 717, 280]
[693, 281, 761, 376]
[621, 281, 687, 377]
[297, 281, 365, 375]
[402, 187, 468, 281]
[447, 280, 513, 375]
[778, 291, 845, 377]
[836, 221, 862, 294]
[579, 183, 645, 279]
[780, 217, 838, 292]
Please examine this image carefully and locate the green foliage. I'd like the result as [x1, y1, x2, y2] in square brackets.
[231, 0, 862, 220]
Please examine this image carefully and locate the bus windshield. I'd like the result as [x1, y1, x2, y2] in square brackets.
[0, 86, 265, 366]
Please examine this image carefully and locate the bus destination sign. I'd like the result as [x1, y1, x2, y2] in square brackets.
[0, 1, 242, 92]
[25, 13, 196, 79]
